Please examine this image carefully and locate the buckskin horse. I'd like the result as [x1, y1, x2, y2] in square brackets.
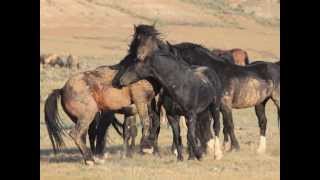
[113, 24, 280, 155]
[44, 57, 159, 165]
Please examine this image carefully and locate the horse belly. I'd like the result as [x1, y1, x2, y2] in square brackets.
[100, 87, 131, 110]
[232, 79, 272, 108]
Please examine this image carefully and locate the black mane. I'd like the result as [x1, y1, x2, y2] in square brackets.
[128, 24, 161, 55]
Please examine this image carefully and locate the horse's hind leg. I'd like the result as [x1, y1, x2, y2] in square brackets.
[88, 120, 96, 155]
[94, 113, 112, 163]
[255, 99, 269, 154]
[221, 104, 240, 152]
[222, 120, 230, 151]
[69, 116, 95, 165]
[122, 114, 135, 158]
[210, 105, 223, 160]
[271, 90, 280, 128]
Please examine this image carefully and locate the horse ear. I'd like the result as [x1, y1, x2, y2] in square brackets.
[166, 41, 173, 49]
[133, 24, 137, 32]
[166, 41, 177, 55]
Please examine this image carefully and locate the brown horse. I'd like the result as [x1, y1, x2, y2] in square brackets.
[211, 48, 250, 66]
[40, 53, 80, 69]
[44, 60, 156, 165]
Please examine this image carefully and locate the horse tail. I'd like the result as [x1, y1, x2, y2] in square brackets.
[111, 115, 124, 138]
[277, 110, 280, 129]
[44, 89, 66, 154]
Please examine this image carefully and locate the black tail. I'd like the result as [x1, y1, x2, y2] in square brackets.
[44, 89, 66, 154]
[111, 115, 124, 138]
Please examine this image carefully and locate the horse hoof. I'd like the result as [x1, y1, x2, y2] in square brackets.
[177, 156, 184, 161]
[173, 149, 178, 157]
[188, 156, 196, 160]
[207, 139, 215, 154]
[85, 160, 95, 166]
[142, 147, 154, 154]
[214, 151, 223, 160]
[103, 153, 109, 159]
[93, 156, 105, 164]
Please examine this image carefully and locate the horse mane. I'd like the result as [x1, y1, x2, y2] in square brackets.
[128, 24, 162, 55]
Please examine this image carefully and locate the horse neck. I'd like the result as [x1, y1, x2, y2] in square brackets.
[178, 46, 228, 76]
[150, 55, 195, 105]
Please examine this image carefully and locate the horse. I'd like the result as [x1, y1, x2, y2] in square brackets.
[116, 42, 223, 161]
[211, 48, 250, 66]
[40, 53, 80, 69]
[44, 60, 158, 165]
[113, 24, 280, 155]
[87, 111, 124, 161]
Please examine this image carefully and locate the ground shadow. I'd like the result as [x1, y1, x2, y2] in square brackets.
[40, 145, 142, 164]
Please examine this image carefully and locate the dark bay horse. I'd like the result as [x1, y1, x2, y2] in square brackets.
[113, 24, 280, 155]
[211, 48, 250, 66]
[116, 45, 223, 161]
[44, 61, 157, 165]
[87, 111, 124, 161]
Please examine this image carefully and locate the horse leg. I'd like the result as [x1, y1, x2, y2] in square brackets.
[129, 115, 137, 150]
[255, 99, 268, 154]
[147, 98, 161, 156]
[186, 113, 202, 160]
[88, 120, 96, 155]
[221, 104, 240, 152]
[210, 105, 223, 160]
[167, 114, 184, 161]
[271, 90, 280, 128]
[94, 114, 111, 163]
[222, 119, 230, 151]
[135, 102, 153, 153]
[69, 118, 95, 165]
[122, 114, 134, 158]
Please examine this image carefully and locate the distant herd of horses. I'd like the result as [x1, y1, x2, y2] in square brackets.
[44, 24, 280, 165]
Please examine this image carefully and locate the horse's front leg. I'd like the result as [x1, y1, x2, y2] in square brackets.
[186, 113, 202, 160]
[135, 102, 153, 153]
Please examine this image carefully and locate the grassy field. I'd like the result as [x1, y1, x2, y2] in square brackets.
[40, 0, 279, 179]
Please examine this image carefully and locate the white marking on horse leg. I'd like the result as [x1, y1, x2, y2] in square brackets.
[93, 156, 105, 164]
[206, 138, 215, 155]
[257, 136, 266, 154]
[142, 147, 154, 154]
[85, 160, 95, 166]
[173, 149, 178, 157]
[103, 153, 109, 159]
[214, 137, 223, 160]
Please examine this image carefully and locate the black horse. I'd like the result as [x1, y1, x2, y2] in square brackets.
[88, 111, 124, 161]
[116, 43, 223, 161]
[157, 88, 215, 156]
[113, 24, 280, 154]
